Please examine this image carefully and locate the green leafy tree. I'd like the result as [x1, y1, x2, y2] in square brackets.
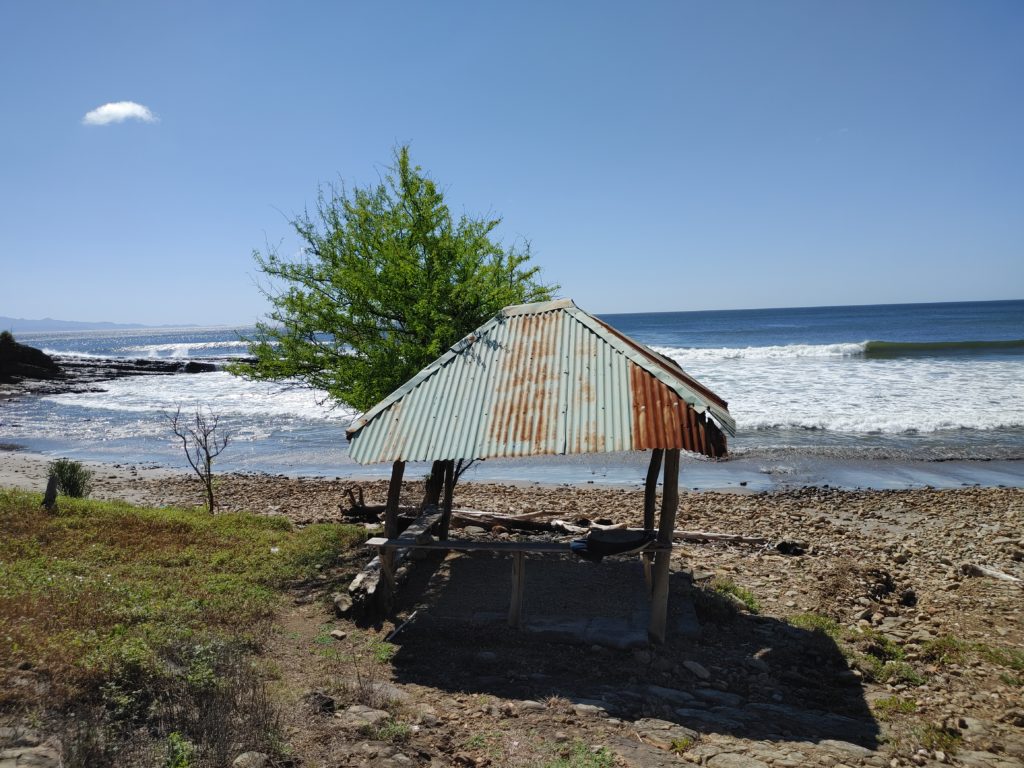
[231, 146, 556, 413]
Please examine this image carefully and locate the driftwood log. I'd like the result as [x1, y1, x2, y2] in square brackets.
[454, 508, 767, 545]
[342, 499, 767, 546]
[960, 562, 1022, 584]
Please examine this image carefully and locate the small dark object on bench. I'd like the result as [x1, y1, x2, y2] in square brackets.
[571, 529, 656, 563]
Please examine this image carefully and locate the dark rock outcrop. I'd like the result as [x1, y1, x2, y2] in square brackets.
[0, 336, 62, 384]
[0, 335, 241, 397]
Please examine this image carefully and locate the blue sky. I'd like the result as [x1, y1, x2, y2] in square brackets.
[1, 1, 1021, 326]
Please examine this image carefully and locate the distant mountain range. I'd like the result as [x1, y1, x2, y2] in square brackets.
[0, 316, 189, 333]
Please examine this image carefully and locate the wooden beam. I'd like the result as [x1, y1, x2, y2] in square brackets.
[649, 448, 679, 644]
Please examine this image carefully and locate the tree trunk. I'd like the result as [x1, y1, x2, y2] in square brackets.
[420, 460, 446, 509]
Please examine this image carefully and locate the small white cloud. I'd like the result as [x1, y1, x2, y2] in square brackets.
[82, 101, 158, 126]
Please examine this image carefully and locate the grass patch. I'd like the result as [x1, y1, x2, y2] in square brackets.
[872, 695, 917, 720]
[541, 740, 616, 768]
[837, 624, 912, 681]
[788, 612, 843, 639]
[670, 736, 696, 754]
[920, 635, 970, 665]
[787, 613, 926, 686]
[999, 672, 1023, 687]
[920, 637, 1024, 683]
[0, 488, 365, 760]
[856, 656, 924, 686]
[711, 577, 760, 614]
[852, 628, 905, 663]
[976, 643, 1024, 671]
[367, 719, 411, 744]
[916, 723, 962, 754]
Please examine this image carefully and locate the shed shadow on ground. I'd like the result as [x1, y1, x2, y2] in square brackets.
[389, 552, 881, 749]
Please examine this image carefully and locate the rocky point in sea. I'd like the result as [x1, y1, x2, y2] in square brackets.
[0, 332, 61, 387]
[0, 332, 218, 399]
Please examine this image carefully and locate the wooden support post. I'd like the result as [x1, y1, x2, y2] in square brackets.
[439, 459, 455, 540]
[643, 448, 663, 531]
[384, 460, 405, 539]
[642, 448, 663, 595]
[649, 449, 679, 644]
[380, 460, 405, 609]
[509, 551, 526, 628]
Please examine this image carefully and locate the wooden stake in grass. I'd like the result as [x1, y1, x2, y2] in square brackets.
[171, 406, 230, 513]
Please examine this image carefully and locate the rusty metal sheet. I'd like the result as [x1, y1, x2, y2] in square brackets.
[346, 299, 733, 464]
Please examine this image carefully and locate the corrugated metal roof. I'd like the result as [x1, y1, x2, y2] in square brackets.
[346, 299, 735, 464]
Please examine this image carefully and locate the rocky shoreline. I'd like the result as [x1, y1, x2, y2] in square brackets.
[1, 455, 1022, 767]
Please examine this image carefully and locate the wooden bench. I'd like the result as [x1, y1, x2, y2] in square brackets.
[365, 531, 669, 627]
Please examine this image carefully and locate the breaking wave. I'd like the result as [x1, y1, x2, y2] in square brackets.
[654, 338, 1024, 363]
[121, 340, 253, 358]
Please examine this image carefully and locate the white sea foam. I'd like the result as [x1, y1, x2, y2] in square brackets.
[43, 372, 355, 426]
[651, 342, 867, 362]
[661, 351, 1024, 435]
[43, 349, 108, 359]
[121, 340, 252, 358]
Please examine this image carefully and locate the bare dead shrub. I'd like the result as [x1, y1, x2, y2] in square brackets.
[170, 406, 230, 513]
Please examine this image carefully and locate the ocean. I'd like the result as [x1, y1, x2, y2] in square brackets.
[3, 300, 1022, 490]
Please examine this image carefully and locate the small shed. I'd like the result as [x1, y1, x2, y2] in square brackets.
[346, 299, 735, 642]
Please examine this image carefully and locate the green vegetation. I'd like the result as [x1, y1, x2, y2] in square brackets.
[47, 457, 94, 498]
[371, 638, 398, 664]
[872, 696, 917, 720]
[920, 635, 1023, 685]
[711, 577, 760, 614]
[976, 642, 1024, 671]
[165, 732, 196, 768]
[541, 741, 616, 768]
[920, 635, 970, 665]
[0, 329, 14, 344]
[787, 612, 843, 638]
[369, 719, 412, 744]
[786, 613, 925, 685]
[231, 145, 556, 413]
[670, 736, 696, 754]
[916, 723, 962, 754]
[848, 628, 923, 685]
[0, 488, 365, 762]
[460, 731, 508, 761]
